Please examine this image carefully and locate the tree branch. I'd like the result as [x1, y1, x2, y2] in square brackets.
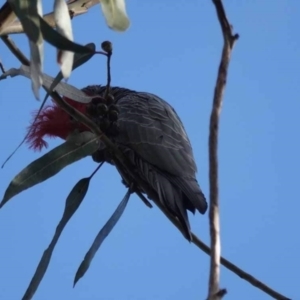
[1, 34, 291, 300]
[207, 1, 239, 299]
[1, 35, 29, 65]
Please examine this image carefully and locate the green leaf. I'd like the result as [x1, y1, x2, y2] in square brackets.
[47, 43, 96, 100]
[39, 15, 93, 54]
[29, 39, 43, 99]
[8, 0, 44, 99]
[100, 0, 130, 32]
[22, 177, 91, 300]
[74, 188, 132, 286]
[53, 0, 75, 78]
[0, 132, 99, 208]
[0, 65, 94, 103]
[8, 0, 42, 44]
[9, 1, 93, 55]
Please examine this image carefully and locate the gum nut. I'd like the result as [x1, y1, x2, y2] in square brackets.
[109, 110, 119, 122]
[97, 103, 108, 115]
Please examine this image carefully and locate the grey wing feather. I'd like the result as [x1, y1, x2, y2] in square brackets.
[115, 91, 207, 215]
[115, 92, 197, 176]
[122, 146, 192, 240]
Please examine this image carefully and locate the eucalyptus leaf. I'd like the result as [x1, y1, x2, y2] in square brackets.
[8, 0, 43, 43]
[22, 177, 91, 300]
[39, 15, 92, 54]
[29, 38, 43, 99]
[0, 65, 94, 103]
[47, 43, 96, 101]
[54, 0, 74, 78]
[8, 0, 44, 99]
[74, 188, 132, 286]
[100, 0, 130, 32]
[0, 132, 99, 208]
[30, 0, 44, 99]
[8, 1, 92, 98]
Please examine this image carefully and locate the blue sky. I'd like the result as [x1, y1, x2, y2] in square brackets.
[0, 1, 299, 299]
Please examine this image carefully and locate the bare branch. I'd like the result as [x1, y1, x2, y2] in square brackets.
[207, 0, 239, 299]
[1, 32, 291, 300]
[208, 289, 227, 300]
[1, 35, 30, 65]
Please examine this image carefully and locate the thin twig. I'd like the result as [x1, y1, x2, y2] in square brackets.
[207, 1, 239, 299]
[2, 33, 291, 300]
[0, 58, 5, 73]
[89, 161, 104, 179]
[100, 41, 113, 99]
[1, 35, 30, 65]
[105, 53, 111, 97]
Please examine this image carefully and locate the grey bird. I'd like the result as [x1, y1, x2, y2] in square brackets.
[85, 86, 207, 241]
[27, 85, 207, 241]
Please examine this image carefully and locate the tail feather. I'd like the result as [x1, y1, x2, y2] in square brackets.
[168, 176, 208, 215]
[156, 174, 191, 241]
[123, 147, 203, 241]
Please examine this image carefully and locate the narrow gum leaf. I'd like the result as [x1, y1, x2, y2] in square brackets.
[8, 0, 44, 99]
[29, 39, 43, 100]
[74, 188, 131, 286]
[49, 42, 96, 95]
[0, 132, 99, 208]
[1, 65, 94, 103]
[22, 177, 91, 300]
[39, 15, 92, 54]
[54, 0, 74, 78]
[99, 0, 130, 32]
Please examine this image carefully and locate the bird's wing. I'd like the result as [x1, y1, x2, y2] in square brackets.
[115, 92, 197, 177]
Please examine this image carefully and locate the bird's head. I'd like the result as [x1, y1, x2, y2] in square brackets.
[26, 85, 107, 151]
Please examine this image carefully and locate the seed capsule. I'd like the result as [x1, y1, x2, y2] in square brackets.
[109, 104, 119, 113]
[99, 118, 110, 131]
[101, 41, 113, 53]
[109, 110, 119, 122]
[106, 94, 115, 105]
[109, 122, 120, 136]
[97, 103, 108, 116]
[92, 150, 105, 163]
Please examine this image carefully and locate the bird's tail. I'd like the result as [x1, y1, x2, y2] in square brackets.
[123, 147, 207, 241]
[167, 175, 208, 215]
